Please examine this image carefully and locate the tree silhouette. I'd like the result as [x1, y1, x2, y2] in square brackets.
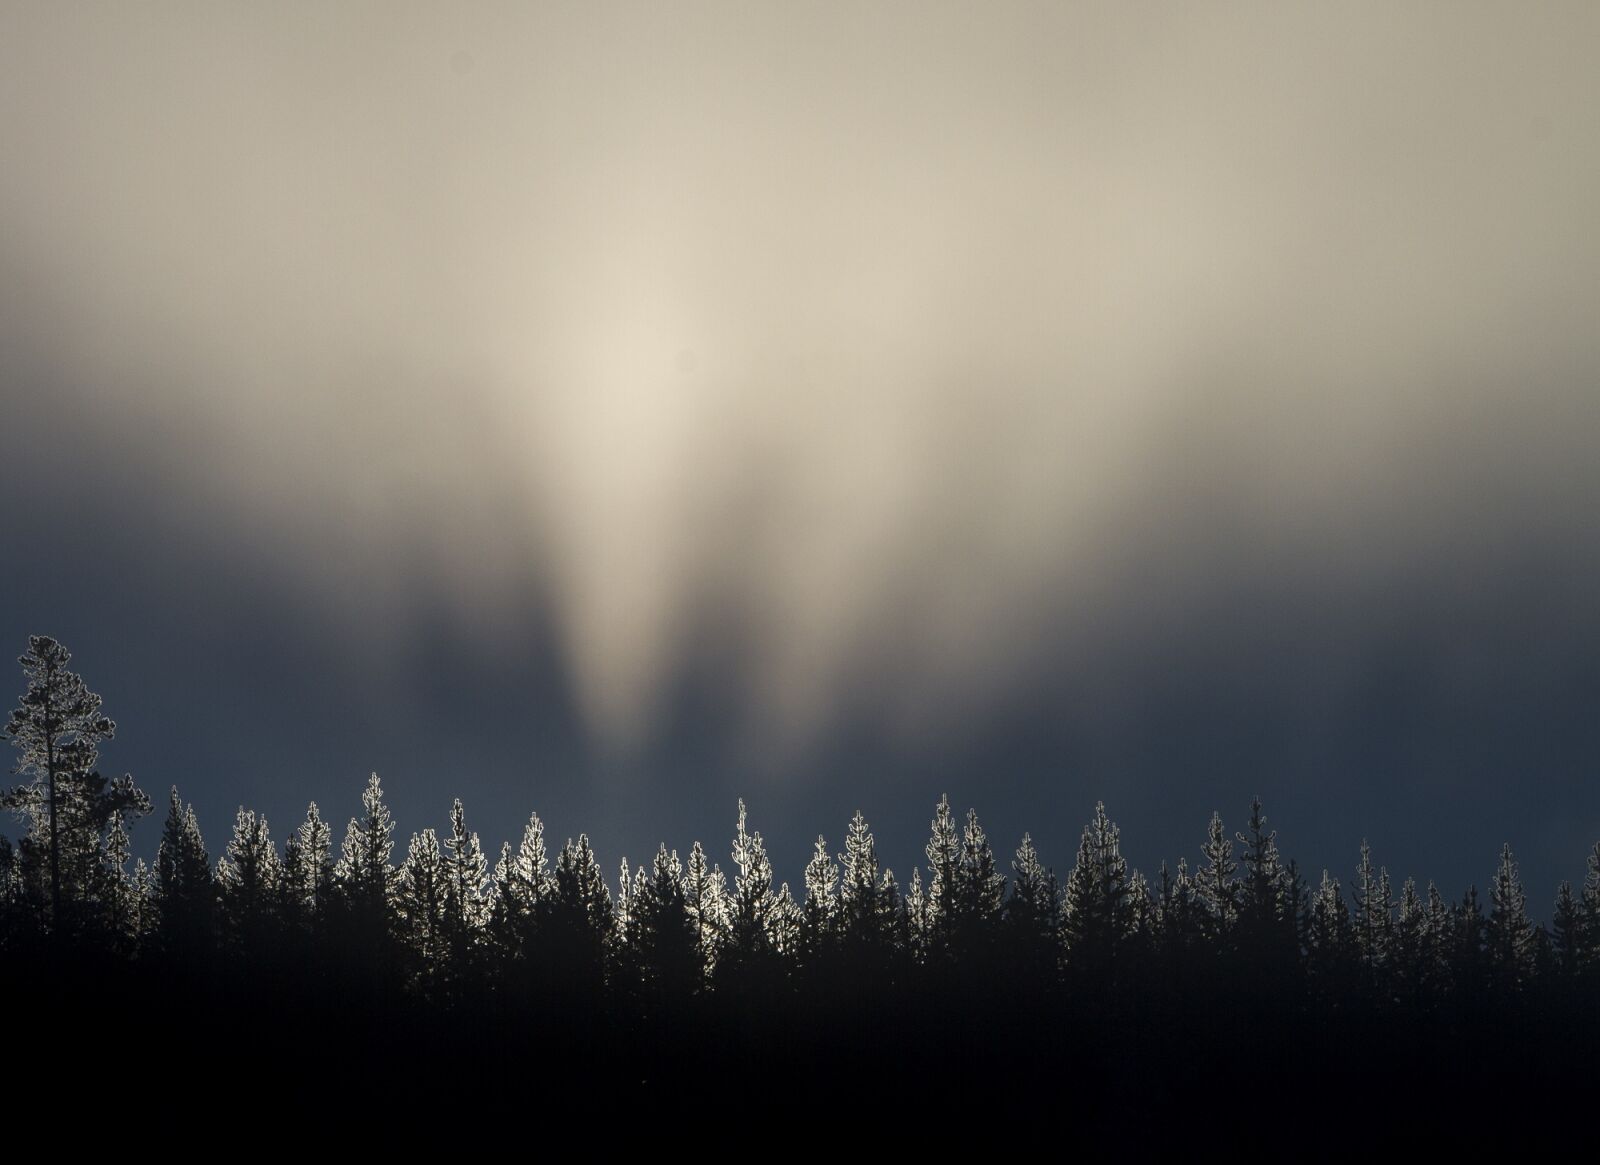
[3, 636, 148, 939]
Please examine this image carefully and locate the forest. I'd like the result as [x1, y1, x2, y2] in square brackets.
[4, 634, 1596, 1142]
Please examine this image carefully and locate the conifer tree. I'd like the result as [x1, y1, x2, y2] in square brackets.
[683, 839, 728, 976]
[101, 816, 141, 955]
[335, 773, 398, 935]
[923, 794, 961, 958]
[1194, 811, 1238, 948]
[1234, 798, 1296, 976]
[547, 833, 612, 995]
[216, 808, 281, 958]
[1581, 841, 1600, 972]
[398, 828, 448, 980]
[1448, 886, 1488, 1001]
[614, 856, 635, 943]
[442, 799, 490, 983]
[279, 801, 333, 932]
[1353, 841, 1392, 980]
[494, 812, 550, 937]
[1486, 843, 1533, 993]
[723, 800, 779, 981]
[154, 787, 213, 962]
[838, 810, 883, 935]
[1392, 876, 1429, 1006]
[1005, 833, 1060, 985]
[769, 881, 800, 957]
[628, 844, 700, 1001]
[836, 811, 898, 980]
[1306, 870, 1355, 1003]
[951, 807, 1005, 963]
[1061, 802, 1130, 983]
[1155, 857, 1203, 967]
[905, 867, 931, 962]
[796, 834, 838, 978]
[4, 636, 149, 937]
[1551, 882, 1584, 980]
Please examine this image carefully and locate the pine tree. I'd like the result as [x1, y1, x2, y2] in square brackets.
[335, 773, 397, 935]
[1421, 881, 1451, 998]
[1551, 882, 1583, 980]
[1306, 870, 1355, 1004]
[769, 882, 800, 956]
[683, 839, 728, 977]
[1486, 843, 1533, 993]
[922, 794, 961, 959]
[723, 800, 779, 982]
[397, 828, 448, 980]
[951, 807, 1005, 963]
[1353, 841, 1392, 981]
[1005, 833, 1059, 985]
[216, 808, 281, 958]
[101, 816, 141, 955]
[1155, 857, 1203, 967]
[1448, 886, 1488, 1001]
[836, 811, 897, 979]
[279, 801, 333, 932]
[1392, 876, 1429, 1006]
[796, 834, 838, 978]
[1234, 798, 1296, 976]
[3, 636, 150, 938]
[442, 798, 490, 984]
[1194, 811, 1238, 949]
[1581, 841, 1600, 973]
[838, 810, 882, 936]
[547, 833, 612, 996]
[153, 787, 213, 962]
[1061, 802, 1130, 984]
[628, 844, 700, 1002]
[493, 812, 550, 942]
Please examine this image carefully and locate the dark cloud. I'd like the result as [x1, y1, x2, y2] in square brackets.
[2, 3, 1597, 903]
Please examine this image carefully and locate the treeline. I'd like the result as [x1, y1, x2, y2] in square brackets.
[4, 634, 1598, 1139]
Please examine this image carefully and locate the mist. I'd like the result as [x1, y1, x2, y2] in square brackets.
[3, 0, 1597, 780]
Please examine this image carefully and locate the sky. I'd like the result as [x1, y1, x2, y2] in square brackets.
[2, 2, 1598, 906]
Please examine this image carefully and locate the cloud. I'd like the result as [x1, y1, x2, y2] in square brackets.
[3, 2, 1597, 766]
